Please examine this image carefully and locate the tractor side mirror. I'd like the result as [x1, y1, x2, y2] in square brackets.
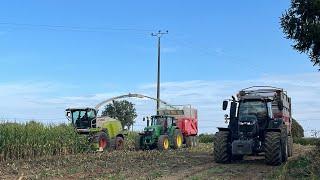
[65, 111, 71, 121]
[222, 101, 228, 110]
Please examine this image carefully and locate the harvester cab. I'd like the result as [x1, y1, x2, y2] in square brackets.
[65, 108, 97, 132]
[135, 115, 183, 151]
[214, 86, 293, 166]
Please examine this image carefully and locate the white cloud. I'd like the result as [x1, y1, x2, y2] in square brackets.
[0, 73, 319, 136]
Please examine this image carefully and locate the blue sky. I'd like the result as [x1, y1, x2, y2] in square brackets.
[0, 1, 319, 135]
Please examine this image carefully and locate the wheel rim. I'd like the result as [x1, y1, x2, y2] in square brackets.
[163, 138, 169, 149]
[176, 135, 182, 147]
[99, 138, 107, 149]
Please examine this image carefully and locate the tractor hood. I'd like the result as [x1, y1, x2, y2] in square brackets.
[141, 125, 161, 135]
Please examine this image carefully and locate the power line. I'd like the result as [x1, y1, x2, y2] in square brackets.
[0, 22, 155, 33]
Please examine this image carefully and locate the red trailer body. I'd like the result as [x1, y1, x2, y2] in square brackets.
[159, 106, 198, 147]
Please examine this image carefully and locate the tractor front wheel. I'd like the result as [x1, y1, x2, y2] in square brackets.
[158, 135, 170, 151]
[213, 131, 231, 163]
[265, 131, 282, 166]
[173, 129, 183, 149]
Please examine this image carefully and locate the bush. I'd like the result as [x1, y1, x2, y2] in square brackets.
[292, 118, 304, 139]
[294, 138, 320, 146]
[198, 134, 215, 143]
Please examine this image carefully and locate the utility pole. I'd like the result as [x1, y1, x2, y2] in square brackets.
[151, 30, 168, 115]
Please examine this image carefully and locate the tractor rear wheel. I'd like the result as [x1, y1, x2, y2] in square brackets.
[94, 131, 110, 151]
[265, 131, 282, 166]
[288, 136, 293, 157]
[115, 136, 124, 150]
[214, 131, 231, 163]
[173, 129, 183, 149]
[135, 135, 142, 151]
[158, 135, 170, 151]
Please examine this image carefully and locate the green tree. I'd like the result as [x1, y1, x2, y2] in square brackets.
[292, 118, 304, 139]
[101, 100, 137, 130]
[281, 0, 320, 69]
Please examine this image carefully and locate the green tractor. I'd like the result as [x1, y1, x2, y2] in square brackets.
[135, 115, 183, 151]
[65, 107, 125, 151]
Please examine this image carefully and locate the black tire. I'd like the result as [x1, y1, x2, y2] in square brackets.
[115, 136, 124, 150]
[288, 136, 293, 157]
[265, 132, 282, 166]
[94, 131, 110, 151]
[158, 135, 170, 151]
[173, 129, 183, 149]
[135, 135, 142, 151]
[214, 131, 231, 163]
[186, 136, 192, 148]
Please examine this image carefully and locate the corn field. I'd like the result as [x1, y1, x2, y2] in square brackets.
[0, 121, 89, 161]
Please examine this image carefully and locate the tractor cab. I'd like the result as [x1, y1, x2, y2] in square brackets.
[65, 108, 97, 131]
[145, 115, 176, 134]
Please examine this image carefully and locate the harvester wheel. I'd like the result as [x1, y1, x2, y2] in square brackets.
[158, 135, 170, 151]
[115, 136, 124, 150]
[214, 131, 231, 163]
[265, 131, 282, 166]
[135, 135, 142, 151]
[94, 131, 110, 151]
[173, 129, 183, 149]
[288, 136, 293, 157]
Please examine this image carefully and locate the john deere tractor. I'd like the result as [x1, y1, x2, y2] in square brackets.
[65, 107, 125, 151]
[135, 115, 183, 151]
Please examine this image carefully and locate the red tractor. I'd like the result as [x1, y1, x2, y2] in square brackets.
[159, 105, 198, 147]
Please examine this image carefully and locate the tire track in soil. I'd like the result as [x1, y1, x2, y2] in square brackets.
[161, 144, 314, 180]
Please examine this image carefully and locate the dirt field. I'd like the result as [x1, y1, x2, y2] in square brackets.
[0, 144, 313, 180]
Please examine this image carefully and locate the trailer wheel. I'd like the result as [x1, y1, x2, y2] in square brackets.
[193, 136, 199, 147]
[158, 135, 170, 151]
[115, 136, 124, 150]
[214, 131, 231, 163]
[265, 131, 282, 166]
[186, 136, 193, 147]
[173, 129, 183, 149]
[288, 136, 293, 157]
[135, 135, 142, 151]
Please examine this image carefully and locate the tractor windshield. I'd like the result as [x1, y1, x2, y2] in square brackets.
[151, 116, 173, 127]
[238, 101, 268, 121]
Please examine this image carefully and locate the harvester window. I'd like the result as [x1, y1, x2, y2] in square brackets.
[87, 110, 95, 119]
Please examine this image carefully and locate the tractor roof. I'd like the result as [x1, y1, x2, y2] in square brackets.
[240, 95, 272, 101]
